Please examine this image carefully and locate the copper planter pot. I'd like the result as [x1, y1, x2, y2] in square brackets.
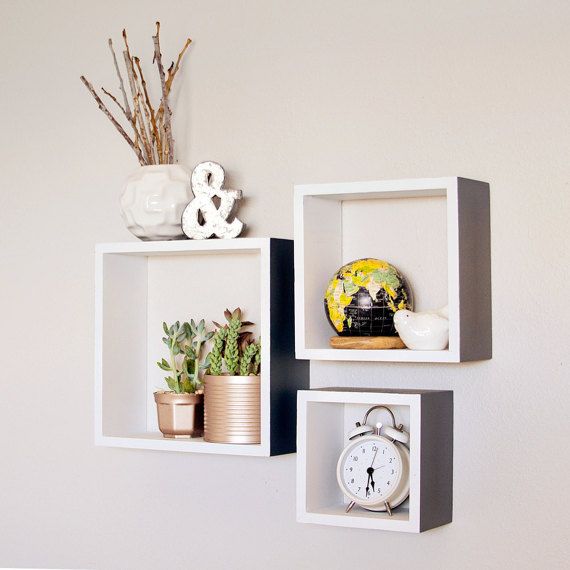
[204, 375, 261, 444]
[154, 391, 204, 438]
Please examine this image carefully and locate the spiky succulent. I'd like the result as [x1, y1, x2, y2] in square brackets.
[252, 339, 261, 375]
[208, 327, 227, 376]
[207, 308, 261, 376]
[239, 341, 259, 376]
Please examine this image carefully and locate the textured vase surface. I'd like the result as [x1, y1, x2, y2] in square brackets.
[120, 164, 192, 240]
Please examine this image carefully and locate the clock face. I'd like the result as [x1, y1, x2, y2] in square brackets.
[338, 437, 403, 504]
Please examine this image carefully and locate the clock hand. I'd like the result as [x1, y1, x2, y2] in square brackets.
[365, 473, 371, 498]
[369, 449, 378, 469]
[366, 466, 375, 494]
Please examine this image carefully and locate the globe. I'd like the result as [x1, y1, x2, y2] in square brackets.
[324, 258, 413, 337]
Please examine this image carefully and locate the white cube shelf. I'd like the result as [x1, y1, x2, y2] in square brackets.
[294, 176, 492, 362]
[95, 238, 309, 457]
[297, 388, 453, 533]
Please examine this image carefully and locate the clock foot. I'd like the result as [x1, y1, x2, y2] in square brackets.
[384, 501, 392, 516]
[346, 501, 356, 513]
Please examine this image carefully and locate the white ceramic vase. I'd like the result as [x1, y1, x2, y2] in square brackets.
[120, 164, 193, 241]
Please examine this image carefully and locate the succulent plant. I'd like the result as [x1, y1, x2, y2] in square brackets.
[157, 318, 213, 393]
[207, 308, 261, 376]
[239, 341, 259, 376]
[208, 327, 227, 376]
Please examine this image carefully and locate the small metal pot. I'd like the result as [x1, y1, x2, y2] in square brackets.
[203, 375, 261, 444]
[153, 391, 204, 438]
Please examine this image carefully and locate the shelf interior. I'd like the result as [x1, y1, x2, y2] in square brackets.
[100, 249, 264, 446]
[301, 190, 449, 355]
[304, 400, 411, 521]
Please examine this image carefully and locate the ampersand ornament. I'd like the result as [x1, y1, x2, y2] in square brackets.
[182, 161, 244, 239]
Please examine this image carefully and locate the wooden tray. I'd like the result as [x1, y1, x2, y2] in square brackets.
[329, 336, 406, 350]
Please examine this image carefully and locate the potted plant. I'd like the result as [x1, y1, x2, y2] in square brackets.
[203, 308, 261, 444]
[81, 22, 193, 240]
[154, 319, 213, 438]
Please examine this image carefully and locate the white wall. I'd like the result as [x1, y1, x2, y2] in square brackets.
[1, 0, 569, 568]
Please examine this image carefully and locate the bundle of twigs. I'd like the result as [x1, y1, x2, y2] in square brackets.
[81, 22, 191, 165]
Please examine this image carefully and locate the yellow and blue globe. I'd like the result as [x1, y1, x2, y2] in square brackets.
[324, 258, 413, 336]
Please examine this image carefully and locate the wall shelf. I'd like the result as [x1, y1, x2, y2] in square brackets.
[95, 238, 309, 457]
[294, 177, 492, 362]
[296, 388, 453, 533]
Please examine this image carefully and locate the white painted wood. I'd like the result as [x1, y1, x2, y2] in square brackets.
[295, 194, 342, 351]
[96, 237, 271, 255]
[297, 389, 451, 533]
[295, 348, 457, 362]
[98, 434, 266, 456]
[98, 253, 148, 439]
[297, 390, 420, 532]
[342, 196, 448, 312]
[294, 176, 491, 362]
[95, 238, 283, 456]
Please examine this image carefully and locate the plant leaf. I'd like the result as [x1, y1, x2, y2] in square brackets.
[165, 377, 178, 392]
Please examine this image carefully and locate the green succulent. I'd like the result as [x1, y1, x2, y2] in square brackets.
[208, 327, 226, 376]
[252, 340, 261, 375]
[207, 308, 261, 377]
[239, 341, 259, 376]
[157, 318, 213, 394]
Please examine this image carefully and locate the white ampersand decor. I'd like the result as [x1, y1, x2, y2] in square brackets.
[181, 161, 244, 239]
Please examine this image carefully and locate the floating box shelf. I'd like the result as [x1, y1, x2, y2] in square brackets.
[294, 177, 492, 362]
[95, 238, 309, 457]
[297, 388, 453, 533]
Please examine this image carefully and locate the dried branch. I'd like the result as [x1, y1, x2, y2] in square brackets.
[108, 38, 132, 122]
[82, 24, 191, 166]
[161, 121, 168, 164]
[101, 87, 127, 117]
[167, 37, 192, 92]
[157, 36, 192, 122]
[121, 29, 148, 161]
[133, 70, 158, 164]
[153, 22, 174, 163]
[134, 56, 161, 163]
[102, 86, 146, 158]
[123, 50, 153, 164]
[80, 75, 145, 165]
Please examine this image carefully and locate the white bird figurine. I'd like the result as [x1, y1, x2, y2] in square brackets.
[393, 305, 449, 350]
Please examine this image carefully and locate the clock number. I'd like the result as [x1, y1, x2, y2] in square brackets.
[389, 458, 393, 463]
[350, 478, 354, 484]
[372, 445, 378, 452]
[353, 456, 358, 462]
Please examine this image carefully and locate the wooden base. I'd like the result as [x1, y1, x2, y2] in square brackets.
[330, 336, 406, 350]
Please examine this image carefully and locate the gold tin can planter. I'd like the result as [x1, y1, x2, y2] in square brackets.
[203, 375, 261, 444]
[153, 391, 204, 439]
